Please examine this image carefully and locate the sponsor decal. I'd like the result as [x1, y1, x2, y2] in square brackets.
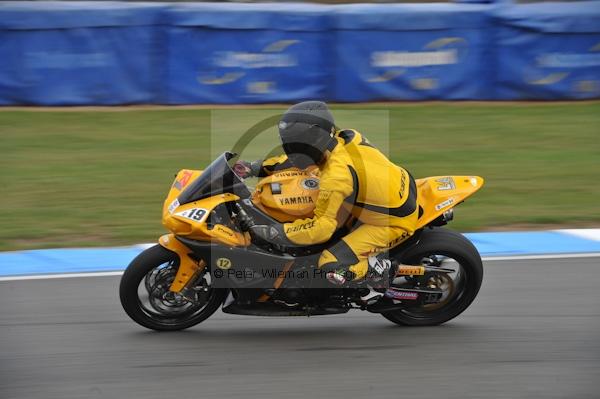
[399, 171, 407, 199]
[385, 290, 419, 301]
[537, 52, 600, 69]
[175, 208, 208, 222]
[199, 40, 300, 90]
[279, 121, 288, 130]
[168, 198, 180, 214]
[285, 220, 316, 234]
[436, 177, 456, 191]
[523, 43, 600, 95]
[359, 232, 409, 256]
[275, 171, 303, 178]
[216, 258, 232, 270]
[435, 198, 454, 211]
[214, 50, 297, 69]
[368, 37, 467, 85]
[216, 225, 234, 238]
[469, 177, 478, 187]
[301, 178, 319, 190]
[396, 265, 426, 276]
[172, 170, 194, 191]
[372, 49, 458, 68]
[278, 196, 314, 206]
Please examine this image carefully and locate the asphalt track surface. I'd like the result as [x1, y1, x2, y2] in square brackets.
[1, 258, 599, 399]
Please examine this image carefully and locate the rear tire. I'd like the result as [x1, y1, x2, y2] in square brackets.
[119, 244, 227, 331]
[382, 227, 483, 326]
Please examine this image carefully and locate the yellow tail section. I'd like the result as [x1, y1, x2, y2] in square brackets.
[415, 176, 484, 229]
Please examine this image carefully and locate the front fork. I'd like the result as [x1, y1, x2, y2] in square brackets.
[158, 234, 206, 294]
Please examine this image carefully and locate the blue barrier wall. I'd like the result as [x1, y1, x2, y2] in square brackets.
[332, 4, 493, 101]
[164, 3, 333, 104]
[494, 2, 600, 100]
[0, 2, 166, 105]
[0, 1, 599, 104]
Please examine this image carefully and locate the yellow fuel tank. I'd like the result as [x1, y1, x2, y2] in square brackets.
[252, 170, 320, 222]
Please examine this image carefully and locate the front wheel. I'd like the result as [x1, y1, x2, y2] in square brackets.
[383, 227, 483, 326]
[119, 244, 227, 331]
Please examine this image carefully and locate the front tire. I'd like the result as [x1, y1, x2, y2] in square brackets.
[383, 227, 483, 326]
[119, 244, 227, 331]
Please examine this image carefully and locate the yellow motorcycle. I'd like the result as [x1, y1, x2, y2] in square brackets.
[120, 152, 484, 330]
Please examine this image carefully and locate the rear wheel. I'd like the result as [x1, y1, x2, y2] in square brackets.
[382, 227, 483, 326]
[119, 244, 227, 331]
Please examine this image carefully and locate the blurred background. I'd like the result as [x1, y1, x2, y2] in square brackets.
[0, 0, 599, 251]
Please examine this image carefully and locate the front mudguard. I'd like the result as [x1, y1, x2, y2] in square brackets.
[158, 233, 206, 293]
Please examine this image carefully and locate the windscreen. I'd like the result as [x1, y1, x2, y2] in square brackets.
[177, 152, 251, 205]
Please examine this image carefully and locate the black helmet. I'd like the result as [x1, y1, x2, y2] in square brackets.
[278, 101, 336, 168]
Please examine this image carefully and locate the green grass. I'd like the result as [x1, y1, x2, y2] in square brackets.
[1, 102, 599, 251]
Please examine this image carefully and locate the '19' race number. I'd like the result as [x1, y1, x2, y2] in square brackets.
[175, 208, 207, 222]
[189, 209, 206, 221]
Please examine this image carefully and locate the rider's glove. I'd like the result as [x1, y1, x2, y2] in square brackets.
[233, 160, 261, 179]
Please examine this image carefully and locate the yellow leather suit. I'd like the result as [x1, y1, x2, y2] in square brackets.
[262, 129, 418, 280]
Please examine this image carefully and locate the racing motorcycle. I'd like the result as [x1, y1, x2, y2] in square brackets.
[119, 152, 484, 331]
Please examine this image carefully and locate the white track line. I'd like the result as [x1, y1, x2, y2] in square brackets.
[0, 271, 123, 282]
[1, 252, 600, 282]
[482, 252, 600, 261]
[556, 229, 600, 242]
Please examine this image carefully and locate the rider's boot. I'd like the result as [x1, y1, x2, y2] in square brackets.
[360, 256, 394, 305]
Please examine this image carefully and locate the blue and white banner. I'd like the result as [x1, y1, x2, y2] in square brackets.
[0, 2, 165, 105]
[0, 2, 599, 104]
[332, 4, 493, 101]
[494, 2, 600, 100]
[164, 4, 332, 104]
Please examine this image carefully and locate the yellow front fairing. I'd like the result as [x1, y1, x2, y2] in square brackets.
[161, 169, 249, 247]
[415, 175, 484, 229]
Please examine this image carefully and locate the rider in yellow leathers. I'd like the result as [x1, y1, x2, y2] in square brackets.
[236, 101, 418, 299]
